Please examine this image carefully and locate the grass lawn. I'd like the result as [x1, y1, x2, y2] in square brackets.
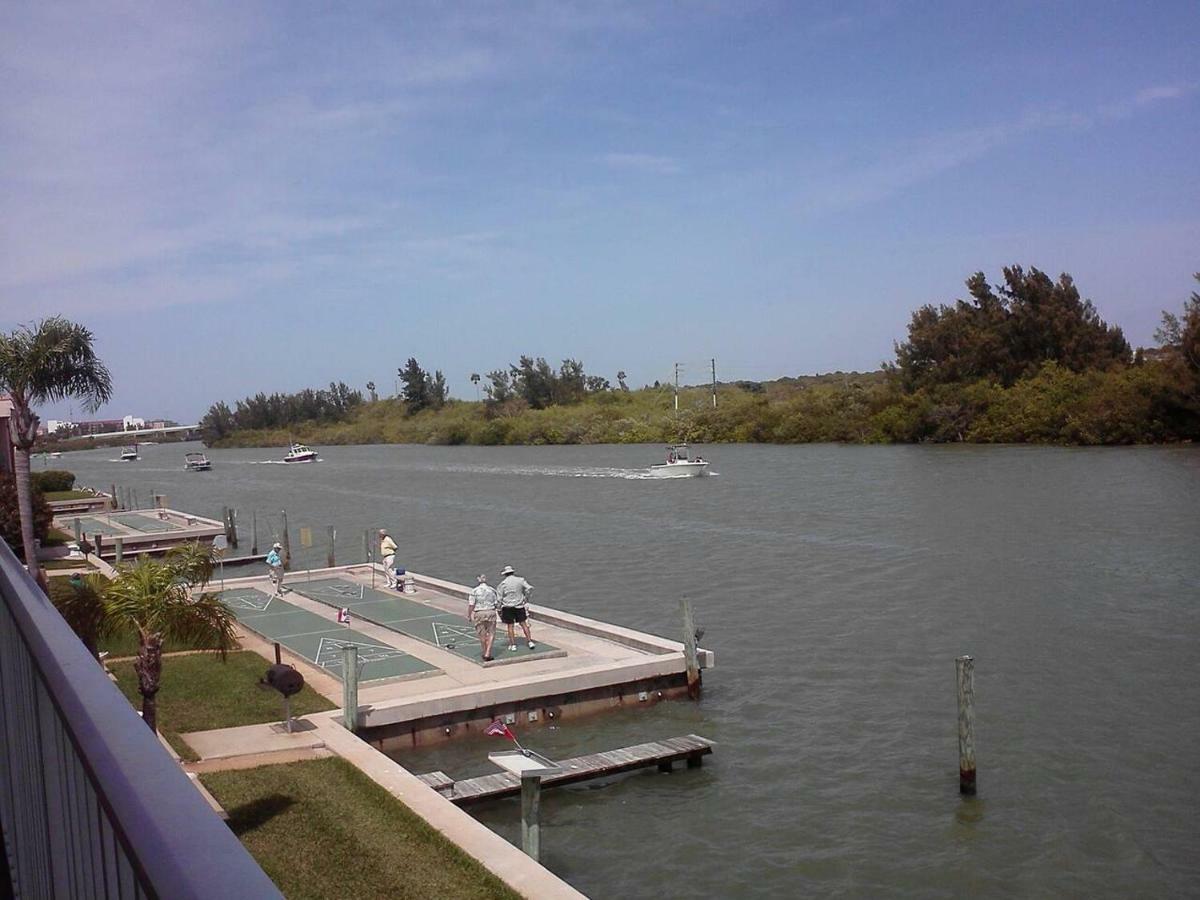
[201, 758, 520, 900]
[109, 651, 336, 761]
[44, 489, 97, 501]
[44, 526, 73, 546]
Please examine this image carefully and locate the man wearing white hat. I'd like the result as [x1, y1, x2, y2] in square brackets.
[496, 565, 535, 652]
[265, 542, 285, 597]
[378, 529, 398, 589]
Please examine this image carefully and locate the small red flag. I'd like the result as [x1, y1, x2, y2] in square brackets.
[485, 720, 516, 741]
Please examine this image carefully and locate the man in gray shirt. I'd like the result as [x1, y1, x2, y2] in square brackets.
[497, 565, 535, 652]
[467, 574, 499, 661]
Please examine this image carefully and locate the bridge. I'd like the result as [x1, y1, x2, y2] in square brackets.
[72, 424, 200, 440]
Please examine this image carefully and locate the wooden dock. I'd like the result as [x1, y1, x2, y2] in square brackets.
[417, 734, 714, 805]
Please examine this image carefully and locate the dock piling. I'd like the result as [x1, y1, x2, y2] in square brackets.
[281, 510, 291, 570]
[229, 509, 239, 549]
[251, 510, 259, 555]
[73, 518, 82, 544]
[326, 526, 336, 568]
[680, 597, 701, 699]
[521, 775, 543, 862]
[93, 533, 103, 560]
[113, 537, 123, 565]
[342, 644, 359, 732]
[109, 483, 117, 510]
[274, 642, 282, 665]
[956, 655, 977, 795]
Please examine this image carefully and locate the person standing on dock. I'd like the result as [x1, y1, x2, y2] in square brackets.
[379, 529, 398, 590]
[265, 542, 285, 597]
[497, 565, 535, 652]
[467, 574, 499, 661]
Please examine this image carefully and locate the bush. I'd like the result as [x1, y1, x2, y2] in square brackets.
[0, 472, 53, 561]
[32, 470, 76, 492]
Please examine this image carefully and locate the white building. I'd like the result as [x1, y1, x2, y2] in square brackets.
[46, 419, 74, 434]
[123, 415, 146, 431]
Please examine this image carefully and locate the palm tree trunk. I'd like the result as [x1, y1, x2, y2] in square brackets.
[135, 635, 164, 733]
[12, 443, 38, 569]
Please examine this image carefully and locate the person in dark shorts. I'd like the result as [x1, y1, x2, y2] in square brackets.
[496, 564, 535, 651]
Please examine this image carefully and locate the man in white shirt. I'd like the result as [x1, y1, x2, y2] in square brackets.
[467, 574, 499, 661]
[496, 564, 535, 652]
[379, 529, 398, 589]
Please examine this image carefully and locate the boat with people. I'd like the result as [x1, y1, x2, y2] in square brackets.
[283, 442, 318, 463]
[183, 451, 212, 471]
[119, 445, 138, 462]
[648, 443, 709, 478]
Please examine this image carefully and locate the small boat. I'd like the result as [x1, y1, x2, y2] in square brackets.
[48, 451, 62, 459]
[119, 446, 138, 461]
[184, 451, 212, 471]
[283, 442, 318, 463]
[648, 443, 709, 478]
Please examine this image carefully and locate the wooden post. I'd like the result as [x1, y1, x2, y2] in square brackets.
[132, 489, 139, 510]
[157, 493, 167, 510]
[680, 597, 701, 699]
[327, 526, 336, 568]
[93, 533, 104, 560]
[113, 537, 123, 565]
[229, 509, 239, 548]
[342, 644, 359, 732]
[956, 655, 977, 795]
[280, 510, 291, 570]
[73, 518, 82, 543]
[221, 507, 230, 542]
[274, 642, 282, 665]
[251, 509, 259, 556]
[520, 774, 542, 862]
[110, 484, 117, 510]
[362, 529, 370, 563]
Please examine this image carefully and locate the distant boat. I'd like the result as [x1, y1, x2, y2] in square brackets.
[184, 451, 212, 471]
[648, 443, 709, 478]
[48, 451, 62, 459]
[283, 443, 318, 464]
[119, 446, 139, 462]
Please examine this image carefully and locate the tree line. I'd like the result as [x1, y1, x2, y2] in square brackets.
[199, 266, 1200, 447]
[200, 382, 363, 443]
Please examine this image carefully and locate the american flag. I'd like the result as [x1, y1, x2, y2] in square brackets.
[484, 720, 516, 741]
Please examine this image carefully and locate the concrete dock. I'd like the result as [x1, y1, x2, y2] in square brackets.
[53, 507, 224, 559]
[201, 563, 714, 753]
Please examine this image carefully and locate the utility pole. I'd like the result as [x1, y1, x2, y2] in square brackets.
[711, 358, 717, 408]
[674, 362, 680, 412]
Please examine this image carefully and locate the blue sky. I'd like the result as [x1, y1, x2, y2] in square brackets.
[4, 1, 1197, 423]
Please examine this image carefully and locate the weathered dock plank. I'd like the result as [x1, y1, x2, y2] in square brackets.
[426, 734, 714, 805]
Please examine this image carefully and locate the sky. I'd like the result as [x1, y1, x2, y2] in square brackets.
[3, 1, 1198, 424]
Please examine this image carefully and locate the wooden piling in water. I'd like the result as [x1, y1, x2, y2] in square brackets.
[680, 597, 701, 699]
[956, 655, 976, 795]
[326, 526, 336, 568]
[251, 510, 259, 555]
[521, 775, 542, 862]
[280, 510, 291, 570]
[109, 484, 117, 510]
[229, 509, 239, 548]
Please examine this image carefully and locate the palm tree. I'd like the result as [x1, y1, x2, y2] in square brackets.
[103, 542, 237, 734]
[0, 317, 112, 575]
[470, 372, 481, 401]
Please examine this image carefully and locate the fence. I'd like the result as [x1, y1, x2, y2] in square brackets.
[0, 540, 281, 899]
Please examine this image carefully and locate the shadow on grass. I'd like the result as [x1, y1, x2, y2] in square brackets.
[227, 794, 295, 836]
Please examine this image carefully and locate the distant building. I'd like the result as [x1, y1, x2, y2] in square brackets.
[0, 396, 15, 476]
[45, 419, 74, 435]
[77, 419, 124, 435]
[123, 415, 146, 431]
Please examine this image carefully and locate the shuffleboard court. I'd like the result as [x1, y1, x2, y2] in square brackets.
[288, 577, 559, 664]
[112, 513, 184, 532]
[218, 587, 440, 683]
[72, 516, 125, 536]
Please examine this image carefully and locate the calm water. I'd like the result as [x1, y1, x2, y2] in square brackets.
[53, 441, 1200, 897]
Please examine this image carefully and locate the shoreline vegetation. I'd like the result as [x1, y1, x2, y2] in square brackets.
[203, 267, 1200, 449]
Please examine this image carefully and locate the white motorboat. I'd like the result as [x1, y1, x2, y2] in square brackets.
[119, 446, 138, 461]
[283, 442, 318, 463]
[184, 451, 212, 471]
[648, 443, 709, 478]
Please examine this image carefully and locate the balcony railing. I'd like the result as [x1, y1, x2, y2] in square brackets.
[0, 541, 281, 898]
